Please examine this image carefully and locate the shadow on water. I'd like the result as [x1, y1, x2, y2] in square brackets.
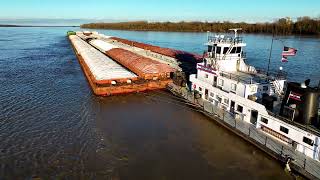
[92, 91, 293, 180]
[175, 53, 200, 75]
[174, 52, 201, 89]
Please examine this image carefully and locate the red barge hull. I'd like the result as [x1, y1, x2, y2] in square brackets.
[69, 35, 173, 96]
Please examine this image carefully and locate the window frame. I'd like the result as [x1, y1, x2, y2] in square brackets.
[231, 83, 237, 92]
[224, 98, 229, 105]
[261, 117, 268, 124]
[236, 47, 242, 53]
[218, 79, 224, 86]
[303, 137, 314, 146]
[237, 105, 243, 113]
[223, 47, 229, 54]
[216, 47, 221, 54]
[280, 126, 289, 134]
[217, 96, 222, 103]
[208, 45, 213, 52]
[230, 47, 237, 53]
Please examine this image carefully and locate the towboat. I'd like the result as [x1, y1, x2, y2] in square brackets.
[190, 29, 320, 161]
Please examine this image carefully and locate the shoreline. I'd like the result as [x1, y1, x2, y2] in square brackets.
[1, 24, 318, 37]
[80, 17, 320, 36]
[80, 27, 320, 37]
[0, 25, 79, 27]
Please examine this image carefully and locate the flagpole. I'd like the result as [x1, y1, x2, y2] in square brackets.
[266, 26, 275, 77]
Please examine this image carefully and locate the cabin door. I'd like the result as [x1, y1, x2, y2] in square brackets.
[230, 101, 235, 114]
[205, 89, 209, 100]
[250, 110, 258, 125]
[213, 76, 217, 87]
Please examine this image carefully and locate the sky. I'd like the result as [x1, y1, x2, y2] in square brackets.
[0, 0, 319, 25]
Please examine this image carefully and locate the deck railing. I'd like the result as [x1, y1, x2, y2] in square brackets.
[208, 36, 243, 44]
[166, 84, 320, 179]
[219, 71, 266, 84]
[255, 68, 288, 80]
[267, 110, 320, 138]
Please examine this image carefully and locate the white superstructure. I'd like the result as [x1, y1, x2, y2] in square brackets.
[190, 29, 320, 161]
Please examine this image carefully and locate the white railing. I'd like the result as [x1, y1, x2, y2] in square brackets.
[166, 84, 320, 179]
[272, 80, 284, 96]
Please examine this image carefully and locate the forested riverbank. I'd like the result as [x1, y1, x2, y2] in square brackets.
[81, 16, 320, 35]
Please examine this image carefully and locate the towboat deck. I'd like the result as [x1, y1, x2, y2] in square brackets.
[219, 71, 269, 84]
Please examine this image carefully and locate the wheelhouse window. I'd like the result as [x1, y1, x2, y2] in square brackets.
[205, 74, 209, 78]
[237, 105, 243, 113]
[303, 137, 314, 146]
[230, 47, 242, 54]
[223, 47, 228, 54]
[208, 45, 212, 52]
[280, 126, 289, 134]
[236, 47, 242, 53]
[224, 98, 229, 105]
[199, 87, 202, 92]
[261, 117, 268, 124]
[230, 47, 236, 53]
[263, 86, 269, 91]
[210, 92, 214, 97]
[216, 47, 221, 54]
[208, 45, 215, 53]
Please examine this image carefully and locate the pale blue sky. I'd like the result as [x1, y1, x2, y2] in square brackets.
[0, 0, 319, 22]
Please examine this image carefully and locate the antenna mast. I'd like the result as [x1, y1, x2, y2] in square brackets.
[267, 26, 275, 76]
[229, 28, 242, 38]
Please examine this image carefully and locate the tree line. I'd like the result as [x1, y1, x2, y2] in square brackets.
[81, 17, 320, 35]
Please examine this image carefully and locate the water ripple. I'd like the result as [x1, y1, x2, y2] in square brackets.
[0, 27, 305, 179]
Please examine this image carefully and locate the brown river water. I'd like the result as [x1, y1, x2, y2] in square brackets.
[0, 27, 296, 179]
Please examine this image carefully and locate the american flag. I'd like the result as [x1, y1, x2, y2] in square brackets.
[288, 91, 302, 101]
[281, 56, 288, 62]
[282, 46, 297, 56]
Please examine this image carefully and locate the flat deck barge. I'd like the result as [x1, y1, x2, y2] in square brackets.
[77, 31, 202, 74]
[69, 33, 175, 96]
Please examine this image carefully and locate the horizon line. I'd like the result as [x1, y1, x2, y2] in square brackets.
[0, 16, 319, 27]
[0, 16, 318, 23]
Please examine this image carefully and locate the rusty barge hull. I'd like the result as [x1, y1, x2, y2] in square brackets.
[69, 35, 173, 96]
[110, 37, 202, 62]
[77, 52, 171, 96]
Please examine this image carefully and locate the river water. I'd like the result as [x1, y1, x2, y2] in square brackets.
[1, 27, 319, 179]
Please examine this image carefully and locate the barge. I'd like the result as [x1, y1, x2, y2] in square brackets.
[68, 32, 176, 96]
[89, 39, 174, 80]
[77, 32, 202, 75]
